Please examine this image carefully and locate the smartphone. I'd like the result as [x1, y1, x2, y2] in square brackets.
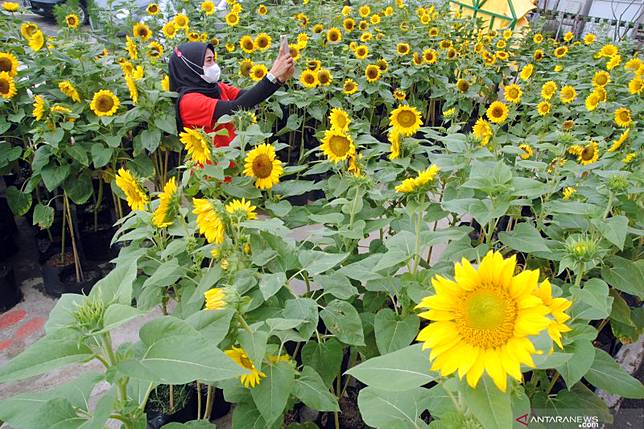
[280, 35, 289, 53]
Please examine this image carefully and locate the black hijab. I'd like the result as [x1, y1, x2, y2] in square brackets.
[169, 42, 220, 132]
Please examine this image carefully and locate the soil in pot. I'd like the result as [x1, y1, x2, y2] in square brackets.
[0, 264, 22, 312]
[59, 264, 103, 295]
[146, 384, 194, 429]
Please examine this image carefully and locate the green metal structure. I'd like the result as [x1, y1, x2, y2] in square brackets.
[450, 0, 521, 30]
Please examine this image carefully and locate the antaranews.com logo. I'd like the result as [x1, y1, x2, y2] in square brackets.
[515, 412, 600, 428]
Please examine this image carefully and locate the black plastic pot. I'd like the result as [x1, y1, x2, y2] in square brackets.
[146, 384, 230, 428]
[0, 196, 17, 236]
[0, 264, 22, 312]
[79, 225, 118, 262]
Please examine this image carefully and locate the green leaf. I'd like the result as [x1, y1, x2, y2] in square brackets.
[155, 113, 177, 135]
[592, 216, 628, 250]
[41, 163, 71, 191]
[533, 383, 613, 426]
[66, 145, 89, 167]
[374, 309, 420, 354]
[320, 299, 365, 346]
[283, 298, 318, 341]
[238, 329, 269, 370]
[460, 376, 512, 429]
[498, 223, 549, 253]
[232, 401, 272, 429]
[98, 303, 143, 333]
[357, 386, 429, 429]
[259, 272, 287, 300]
[89, 257, 139, 305]
[265, 200, 292, 217]
[584, 348, 644, 398]
[33, 203, 54, 229]
[186, 308, 235, 346]
[299, 250, 350, 276]
[251, 361, 295, 426]
[5, 186, 32, 216]
[601, 256, 644, 298]
[570, 279, 613, 320]
[64, 173, 93, 205]
[140, 128, 162, 152]
[0, 328, 93, 383]
[142, 258, 184, 289]
[346, 344, 436, 391]
[301, 338, 343, 387]
[162, 421, 217, 428]
[28, 398, 86, 429]
[314, 273, 358, 299]
[557, 340, 595, 388]
[90, 143, 113, 168]
[294, 366, 340, 412]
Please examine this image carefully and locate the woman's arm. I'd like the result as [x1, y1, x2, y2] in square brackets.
[213, 77, 281, 120]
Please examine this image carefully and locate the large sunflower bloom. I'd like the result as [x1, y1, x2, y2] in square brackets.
[486, 101, 508, 124]
[151, 177, 178, 228]
[472, 117, 492, 146]
[329, 108, 351, 132]
[342, 79, 358, 94]
[395, 165, 440, 193]
[28, 30, 45, 52]
[559, 86, 577, 104]
[416, 251, 552, 391]
[320, 129, 356, 163]
[32, 95, 46, 120]
[390, 105, 423, 137]
[204, 288, 226, 310]
[58, 81, 81, 102]
[192, 198, 225, 244]
[0, 71, 17, 99]
[577, 141, 599, 165]
[225, 346, 266, 388]
[90, 90, 120, 116]
[0, 52, 19, 77]
[180, 128, 211, 165]
[608, 129, 629, 152]
[614, 107, 633, 127]
[503, 84, 523, 104]
[225, 198, 257, 220]
[365, 64, 381, 83]
[115, 168, 148, 211]
[243, 143, 283, 190]
[299, 69, 318, 88]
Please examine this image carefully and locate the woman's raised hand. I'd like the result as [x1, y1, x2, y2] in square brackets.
[269, 44, 294, 83]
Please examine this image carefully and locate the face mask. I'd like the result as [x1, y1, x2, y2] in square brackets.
[201, 63, 221, 83]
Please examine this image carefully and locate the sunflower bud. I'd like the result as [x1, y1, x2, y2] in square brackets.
[73, 297, 106, 333]
[565, 236, 598, 263]
[220, 258, 229, 271]
[607, 176, 629, 193]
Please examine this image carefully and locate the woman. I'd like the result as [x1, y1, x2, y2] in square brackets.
[168, 41, 294, 148]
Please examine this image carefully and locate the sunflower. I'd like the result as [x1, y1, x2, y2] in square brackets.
[125, 35, 138, 60]
[312, 23, 324, 34]
[125, 75, 138, 105]
[243, 143, 283, 190]
[225, 346, 266, 388]
[192, 198, 225, 244]
[390, 105, 423, 137]
[628, 75, 643, 95]
[32, 95, 46, 120]
[28, 30, 45, 52]
[584, 92, 600, 112]
[496, 51, 509, 61]
[343, 79, 358, 95]
[559, 85, 576, 104]
[2, 2, 19, 12]
[360, 32, 372, 42]
[132, 65, 144, 80]
[225, 198, 257, 221]
[173, 13, 189, 28]
[231, 3, 242, 14]
[90, 90, 120, 116]
[319, 129, 355, 163]
[147, 41, 164, 59]
[317, 68, 332, 86]
[151, 177, 178, 228]
[519, 64, 534, 81]
[376, 58, 389, 72]
[396, 42, 411, 56]
[577, 141, 599, 165]
[416, 251, 558, 391]
[225, 12, 239, 27]
[384, 5, 394, 16]
[65, 14, 80, 29]
[257, 4, 268, 15]
[306, 59, 321, 71]
[365, 64, 381, 83]
[187, 32, 200, 42]
[387, 129, 401, 160]
[533, 49, 544, 61]
[246, 64, 266, 82]
[581, 33, 595, 45]
[395, 165, 440, 193]
[471, 118, 492, 146]
[486, 101, 508, 124]
[240, 35, 254, 53]
[354, 45, 369, 60]
[423, 48, 438, 64]
[162, 22, 177, 38]
[201, 0, 215, 15]
[541, 81, 557, 100]
[553, 46, 568, 58]
[0, 52, 18, 77]
[343, 17, 355, 32]
[146, 3, 159, 15]
[614, 107, 632, 127]
[624, 57, 642, 71]
[204, 288, 226, 310]
[446, 47, 458, 60]
[537, 101, 551, 116]
[606, 55, 621, 71]
[518, 144, 533, 160]
[608, 129, 629, 152]
[115, 168, 148, 211]
[503, 84, 522, 104]
[58, 81, 80, 102]
[20, 22, 39, 39]
[326, 27, 342, 44]
[496, 39, 506, 49]
[288, 44, 300, 61]
[254, 33, 271, 51]
[622, 152, 637, 164]
[563, 31, 574, 42]
[439, 39, 452, 50]
[329, 108, 351, 132]
[599, 43, 618, 58]
[562, 187, 576, 200]
[130, 22, 152, 42]
[299, 69, 318, 88]
[239, 58, 253, 77]
[180, 128, 211, 165]
[359, 5, 371, 17]
[393, 89, 406, 101]
[592, 70, 610, 87]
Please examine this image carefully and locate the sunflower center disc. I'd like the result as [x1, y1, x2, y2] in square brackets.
[329, 135, 350, 156]
[0, 58, 11, 72]
[398, 111, 416, 127]
[252, 154, 273, 178]
[98, 96, 114, 112]
[457, 287, 517, 348]
[0, 80, 8, 94]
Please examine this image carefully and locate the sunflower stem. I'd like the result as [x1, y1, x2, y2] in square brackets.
[546, 372, 560, 395]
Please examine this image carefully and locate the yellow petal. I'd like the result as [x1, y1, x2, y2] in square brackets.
[484, 348, 507, 392]
[466, 352, 486, 388]
[418, 309, 455, 321]
[454, 258, 479, 290]
[509, 269, 539, 299]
